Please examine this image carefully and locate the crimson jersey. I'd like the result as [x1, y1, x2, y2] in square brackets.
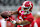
[30, 21, 35, 27]
[36, 18, 40, 27]
[30, 18, 40, 27]
[7, 21, 15, 27]
[17, 6, 34, 27]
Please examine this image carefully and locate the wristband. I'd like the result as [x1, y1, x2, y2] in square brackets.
[13, 20, 16, 24]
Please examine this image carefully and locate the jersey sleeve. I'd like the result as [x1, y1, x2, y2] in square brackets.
[17, 6, 21, 11]
[27, 17, 34, 23]
[25, 15, 34, 23]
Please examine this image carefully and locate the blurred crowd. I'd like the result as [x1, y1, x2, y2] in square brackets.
[0, 0, 39, 6]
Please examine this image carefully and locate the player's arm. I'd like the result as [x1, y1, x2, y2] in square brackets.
[1, 6, 21, 18]
[0, 10, 18, 18]
[11, 20, 31, 25]
[11, 18, 34, 25]
[10, 10, 18, 15]
[10, 6, 21, 15]
[16, 20, 31, 25]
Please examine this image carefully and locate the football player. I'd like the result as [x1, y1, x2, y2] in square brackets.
[1, 1, 34, 27]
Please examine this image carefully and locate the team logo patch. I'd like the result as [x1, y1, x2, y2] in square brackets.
[24, 17, 27, 18]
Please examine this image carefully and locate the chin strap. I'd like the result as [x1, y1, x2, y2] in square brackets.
[23, 11, 30, 15]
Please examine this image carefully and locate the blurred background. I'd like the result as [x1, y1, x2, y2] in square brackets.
[0, 0, 40, 27]
[0, 0, 40, 14]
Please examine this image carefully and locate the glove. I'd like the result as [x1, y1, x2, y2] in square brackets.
[10, 20, 16, 24]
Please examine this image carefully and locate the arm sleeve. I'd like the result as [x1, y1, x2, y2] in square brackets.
[27, 18, 34, 23]
[25, 16, 34, 23]
[17, 6, 21, 11]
